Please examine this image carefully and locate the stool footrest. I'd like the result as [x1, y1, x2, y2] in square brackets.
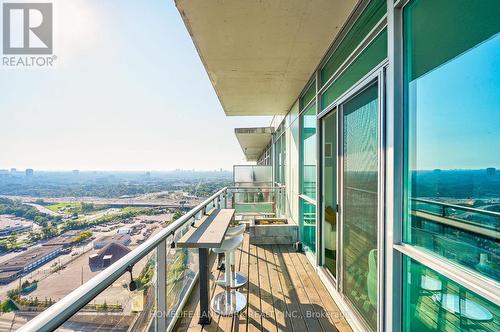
[216, 272, 248, 289]
[211, 290, 247, 316]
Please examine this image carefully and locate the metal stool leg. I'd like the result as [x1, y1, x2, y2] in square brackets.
[211, 248, 247, 316]
[216, 248, 247, 289]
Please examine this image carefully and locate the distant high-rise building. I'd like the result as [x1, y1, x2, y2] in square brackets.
[25, 169, 34, 177]
[486, 167, 496, 177]
[10, 168, 16, 173]
[0, 169, 8, 176]
[72, 170, 79, 175]
[145, 171, 151, 177]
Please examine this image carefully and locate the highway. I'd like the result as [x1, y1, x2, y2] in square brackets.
[1, 195, 202, 209]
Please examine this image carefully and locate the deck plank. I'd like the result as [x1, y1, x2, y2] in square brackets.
[178, 233, 353, 332]
[235, 233, 250, 332]
[257, 245, 278, 332]
[262, 245, 293, 332]
[270, 244, 308, 332]
[296, 253, 353, 331]
[246, 242, 262, 331]
[288, 250, 337, 331]
[278, 245, 324, 332]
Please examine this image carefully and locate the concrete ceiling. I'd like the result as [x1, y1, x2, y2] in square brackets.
[175, 0, 358, 116]
[234, 127, 273, 161]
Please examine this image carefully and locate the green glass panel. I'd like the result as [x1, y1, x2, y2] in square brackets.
[342, 83, 378, 331]
[403, 256, 500, 331]
[403, 0, 500, 282]
[322, 111, 337, 277]
[321, 29, 387, 110]
[404, 0, 500, 81]
[300, 198, 316, 255]
[320, 0, 386, 86]
[275, 134, 286, 185]
[234, 203, 274, 214]
[280, 134, 286, 185]
[300, 79, 316, 110]
[275, 131, 286, 190]
[300, 102, 317, 200]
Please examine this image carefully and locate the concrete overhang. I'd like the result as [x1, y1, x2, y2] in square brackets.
[175, 0, 358, 116]
[235, 127, 273, 162]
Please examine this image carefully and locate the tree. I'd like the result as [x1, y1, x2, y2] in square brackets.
[7, 235, 17, 247]
[0, 241, 9, 251]
[41, 225, 57, 238]
[73, 231, 93, 244]
[173, 209, 182, 221]
[80, 202, 95, 213]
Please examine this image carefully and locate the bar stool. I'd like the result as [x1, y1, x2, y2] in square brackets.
[217, 224, 245, 271]
[211, 234, 247, 316]
[216, 224, 247, 288]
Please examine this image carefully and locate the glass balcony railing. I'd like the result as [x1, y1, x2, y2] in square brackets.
[231, 165, 285, 218]
[16, 185, 283, 332]
[16, 188, 227, 332]
[407, 198, 500, 281]
[228, 186, 285, 218]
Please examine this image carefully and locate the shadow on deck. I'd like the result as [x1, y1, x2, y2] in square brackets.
[175, 233, 352, 332]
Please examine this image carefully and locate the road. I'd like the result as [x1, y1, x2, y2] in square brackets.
[2, 195, 202, 208]
[25, 203, 60, 217]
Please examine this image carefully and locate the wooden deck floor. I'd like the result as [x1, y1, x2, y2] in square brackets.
[175, 233, 352, 332]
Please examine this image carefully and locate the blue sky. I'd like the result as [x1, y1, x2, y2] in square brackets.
[410, 32, 500, 170]
[0, 0, 271, 171]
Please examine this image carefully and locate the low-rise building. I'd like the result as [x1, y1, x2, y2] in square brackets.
[0, 245, 63, 284]
[0, 215, 33, 237]
[93, 234, 131, 249]
[42, 234, 77, 248]
[117, 227, 132, 235]
[89, 242, 131, 270]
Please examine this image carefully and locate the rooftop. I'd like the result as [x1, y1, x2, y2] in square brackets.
[0, 215, 32, 230]
[95, 234, 131, 243]
[0, 245, 62, 272]
[89, 242, 132, 270]
[42, 235, 77, 247]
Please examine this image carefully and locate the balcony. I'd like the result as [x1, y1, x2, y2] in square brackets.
[175, 232, 350, 332]
[12, 180, 348, 332]
[12, 171, 498, 332]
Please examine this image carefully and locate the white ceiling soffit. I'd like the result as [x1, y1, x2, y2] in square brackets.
[175, 0, 358, 116]
[235, 127, 273, 162]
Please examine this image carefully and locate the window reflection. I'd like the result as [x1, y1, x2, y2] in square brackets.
[322, 112, 337, 277]
[300, 198, 316, 254]
[404, 0, 500, 282]
[301, 103, 317, 200]
[403, 257, 499, 332]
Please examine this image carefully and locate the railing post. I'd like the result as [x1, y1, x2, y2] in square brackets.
[157, 239, 167, 331]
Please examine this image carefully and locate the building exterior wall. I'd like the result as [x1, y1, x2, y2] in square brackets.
[257, 0, 500, 331]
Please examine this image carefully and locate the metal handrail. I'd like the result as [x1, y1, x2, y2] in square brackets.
[18, 187, 228, 332]
[227, 185, 285, 190]
[411, 197, 500, 219]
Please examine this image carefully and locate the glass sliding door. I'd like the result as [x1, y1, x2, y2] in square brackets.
[340, 81, 379, 330]
[322, 111, 338, 278]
